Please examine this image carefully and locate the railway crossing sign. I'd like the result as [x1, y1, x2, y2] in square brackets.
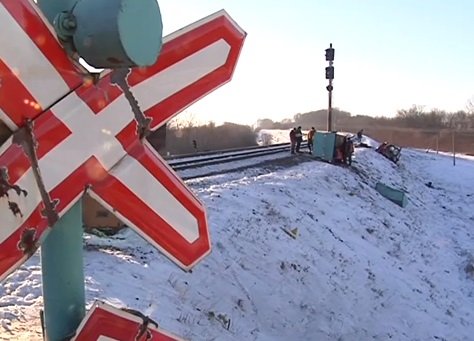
[0, 0, 246, 282]
[71, 301, 186, 341]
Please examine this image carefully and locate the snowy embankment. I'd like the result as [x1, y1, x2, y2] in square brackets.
[257, 129, 291, 145]
[1, 141, 473, 340]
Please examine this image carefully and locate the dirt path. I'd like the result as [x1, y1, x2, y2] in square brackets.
[1, 309, 42, 341]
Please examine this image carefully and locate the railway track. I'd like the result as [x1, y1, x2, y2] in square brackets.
[166, 142, 308, 171]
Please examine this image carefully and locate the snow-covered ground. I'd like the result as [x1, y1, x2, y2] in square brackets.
[257, 129, 291, 145]
[257, 129, 306, 145]
[1, 134, 474, 340]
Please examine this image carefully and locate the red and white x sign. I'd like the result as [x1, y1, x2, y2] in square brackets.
[71, 301, 186, 341]
[0, 0, 246, 282]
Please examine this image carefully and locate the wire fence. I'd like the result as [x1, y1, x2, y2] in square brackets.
[338, 126, 474, 155]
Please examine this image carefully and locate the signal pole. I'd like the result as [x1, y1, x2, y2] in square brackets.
[325, 44, 335, 132]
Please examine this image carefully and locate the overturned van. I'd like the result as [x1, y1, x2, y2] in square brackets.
[376, 142, 402, 164]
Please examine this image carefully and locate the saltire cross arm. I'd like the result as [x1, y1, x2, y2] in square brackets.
[0, 0, 86, 130]
[0, 7, 246, 282]
[71, 301, 187, 340]
[81, 9, 247, 133]
[90, 142, 210, 270]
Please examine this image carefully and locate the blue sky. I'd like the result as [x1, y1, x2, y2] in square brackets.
[159, 0, 474, 125]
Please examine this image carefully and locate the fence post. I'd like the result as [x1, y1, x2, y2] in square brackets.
[452, 130, 456, 166]
[436, 130, 439, 154]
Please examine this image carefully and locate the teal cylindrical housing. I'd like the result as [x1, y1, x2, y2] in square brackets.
[36, 0, 77, 25]
[71, 0, 163, 68]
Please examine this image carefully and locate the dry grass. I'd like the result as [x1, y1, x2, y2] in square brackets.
[338, 126, 474, 154]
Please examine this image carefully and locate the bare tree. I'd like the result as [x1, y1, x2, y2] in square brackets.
[466, 96, 474, 114]
[168, 111, 202, 130]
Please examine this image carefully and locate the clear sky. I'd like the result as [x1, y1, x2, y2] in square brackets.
[159, 0, 474, 125]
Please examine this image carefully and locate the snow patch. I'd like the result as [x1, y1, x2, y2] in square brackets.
[1, 139, 474, 340]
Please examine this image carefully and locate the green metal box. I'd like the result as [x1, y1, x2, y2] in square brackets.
[375, 182, 409, 207]
[313, 132, 337, 161]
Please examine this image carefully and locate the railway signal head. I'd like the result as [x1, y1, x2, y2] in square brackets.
[325, 66, 334, 80]
[325, 45, 335, 62]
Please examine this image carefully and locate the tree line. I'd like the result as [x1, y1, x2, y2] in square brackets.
[145, 98, 474, 155]
[148, 117, 258, 155]
[257, 100, 474, 131]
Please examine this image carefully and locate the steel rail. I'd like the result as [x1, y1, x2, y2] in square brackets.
[163, 142, 292, 161]
[167, 142, 308, 171]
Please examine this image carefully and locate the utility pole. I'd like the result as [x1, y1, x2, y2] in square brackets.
[325, 44, 335, 132]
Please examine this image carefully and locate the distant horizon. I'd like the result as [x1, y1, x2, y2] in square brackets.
[176, 102, 473, 127]
[160, 0, 474, 126]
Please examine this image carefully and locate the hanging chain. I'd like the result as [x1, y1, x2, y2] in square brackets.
[110, 68, 152, 141]
[12, 119, 59, 228]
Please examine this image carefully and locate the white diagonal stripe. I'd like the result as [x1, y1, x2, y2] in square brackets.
[100, 39, 231, 128]
[0, 37, 231, 246]
[0, 3, 70, 111]
[109, 152, 199, 243]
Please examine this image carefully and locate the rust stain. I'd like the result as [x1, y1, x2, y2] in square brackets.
[0, 167, 27, 217]
[121, 308, 158, 341]
[0, 167, 28, 198]
[17, 227, 39, 257]
[8, 201, 23, 217]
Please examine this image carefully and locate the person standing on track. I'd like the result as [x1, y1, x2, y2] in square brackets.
[295, 126, 303, 153]
[357, 129, 364, 143]
[289, 128, 296, 154]
[307, 127, 316, 154]
[344, 135, 354, 165]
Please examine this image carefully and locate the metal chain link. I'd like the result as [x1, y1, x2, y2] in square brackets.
[121, 308, 158, 341]
[12, 119, 59, 228]
[110, 68, 152, 141]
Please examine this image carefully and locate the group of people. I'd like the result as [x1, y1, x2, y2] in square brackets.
[338, 134, 355, 165]
[289, 126, 316, 154]
[289, 127, 364, 165]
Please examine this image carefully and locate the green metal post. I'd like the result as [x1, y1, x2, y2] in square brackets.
[41, 201, 86, 341]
